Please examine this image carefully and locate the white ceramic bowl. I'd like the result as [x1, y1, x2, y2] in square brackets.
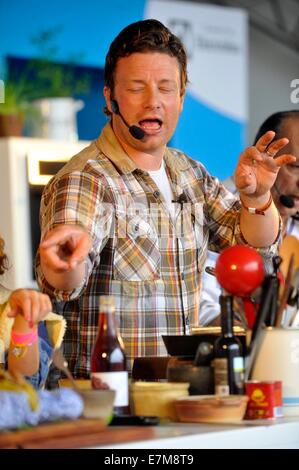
[79, 389, 116, 422]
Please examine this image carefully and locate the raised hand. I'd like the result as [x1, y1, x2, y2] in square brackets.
[234, 131, 296, 198]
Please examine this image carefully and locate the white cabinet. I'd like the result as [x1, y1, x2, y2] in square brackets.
[0, 137, 89, 289]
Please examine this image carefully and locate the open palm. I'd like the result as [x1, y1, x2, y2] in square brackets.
[235, 131, 296, 198]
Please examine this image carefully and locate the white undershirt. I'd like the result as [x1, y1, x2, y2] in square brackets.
[148, 160, 175, 219]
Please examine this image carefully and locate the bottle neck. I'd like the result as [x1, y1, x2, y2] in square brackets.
[98, 310, 118, 337]
[219, 294, 234, 337]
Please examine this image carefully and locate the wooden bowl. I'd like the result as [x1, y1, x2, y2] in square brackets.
[174, 395, 249, 423]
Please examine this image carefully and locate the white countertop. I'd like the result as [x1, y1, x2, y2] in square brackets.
[94, 416, 299, 449]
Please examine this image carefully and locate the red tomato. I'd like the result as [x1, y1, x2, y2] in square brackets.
[215, 245, 265, 296]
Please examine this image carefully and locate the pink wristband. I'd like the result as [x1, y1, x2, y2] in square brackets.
[11, 329, 38, 346]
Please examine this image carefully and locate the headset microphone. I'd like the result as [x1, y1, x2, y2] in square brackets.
[279, 194, 295, 209]
[273, 183, 295, 209]
[110, 100, 145, 140]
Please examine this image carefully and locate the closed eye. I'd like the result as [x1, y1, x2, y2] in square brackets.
[286, 163, 299, 172]
[127, 88, 144, 93]
[159, 88, 175, 93]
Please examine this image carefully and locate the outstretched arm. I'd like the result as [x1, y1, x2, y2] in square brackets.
[39, 224, 92, 291]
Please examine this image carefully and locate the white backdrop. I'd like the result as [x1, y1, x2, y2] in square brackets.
[145, 0, 248, 180]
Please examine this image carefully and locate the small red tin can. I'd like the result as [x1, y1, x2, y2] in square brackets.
[245, 380, 283, 419]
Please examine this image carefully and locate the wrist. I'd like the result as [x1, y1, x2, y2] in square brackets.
[10, 328, 38, 359]
[239, 191, 271, 207]
[11, 329, 38, 345]
[240, 193, 273, 216]
[12, 314, 37, 333]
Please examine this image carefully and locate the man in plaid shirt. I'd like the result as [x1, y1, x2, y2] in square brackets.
[36, 20, 295, 377]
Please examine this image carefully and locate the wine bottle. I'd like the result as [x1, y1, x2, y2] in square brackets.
[212, 294, 244, 395]
[91, 295, 129, 415]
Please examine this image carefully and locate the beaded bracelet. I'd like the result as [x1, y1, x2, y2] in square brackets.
[11, 329, 38, 359]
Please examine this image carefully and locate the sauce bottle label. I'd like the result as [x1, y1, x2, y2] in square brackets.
[233, 356, 245, 392]
[213, 358, 229, 395]
[91, 371, 128, 406]
[213, 356, 244, 395]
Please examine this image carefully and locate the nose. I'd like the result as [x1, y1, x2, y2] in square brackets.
[143, 86, 161, 110]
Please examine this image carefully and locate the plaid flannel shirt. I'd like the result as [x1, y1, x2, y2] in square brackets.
[36, 123, 278, 376]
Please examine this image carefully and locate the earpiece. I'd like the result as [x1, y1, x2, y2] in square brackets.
[110, 99, 119, 115]
[109, 99, 145, 140]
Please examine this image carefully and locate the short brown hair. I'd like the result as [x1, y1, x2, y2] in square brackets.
[0, 236, 8, 275]
[104, 19, 188, 115]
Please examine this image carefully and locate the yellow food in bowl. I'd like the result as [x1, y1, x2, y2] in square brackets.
[131, 381, 189, 421]
[59, 378, 91, 390]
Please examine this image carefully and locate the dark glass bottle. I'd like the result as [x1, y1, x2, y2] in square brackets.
[213, 294, 244, 395]
[91, 296, 129, 415]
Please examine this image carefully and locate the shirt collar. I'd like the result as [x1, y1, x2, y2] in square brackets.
[95, 122, 191, 176]
[95, 123, 138, 174]
[164, 147, 191, 173]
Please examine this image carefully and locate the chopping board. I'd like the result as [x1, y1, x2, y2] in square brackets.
[0, 418, 155, 449]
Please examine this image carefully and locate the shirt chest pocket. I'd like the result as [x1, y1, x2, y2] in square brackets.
[113, 215, 161, 281]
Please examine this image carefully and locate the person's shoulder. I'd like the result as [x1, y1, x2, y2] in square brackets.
[167, 147, 209, 174]
[41, 140, 108, 194]
[54, 140, 101, 178]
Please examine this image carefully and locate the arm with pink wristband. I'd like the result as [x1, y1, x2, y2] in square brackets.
[10, 328, 39, 359]
[7, 290, 52, 377]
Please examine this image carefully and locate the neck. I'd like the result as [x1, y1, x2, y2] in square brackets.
[117, 136, 165, 171]
[131, 151, 163, 171]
